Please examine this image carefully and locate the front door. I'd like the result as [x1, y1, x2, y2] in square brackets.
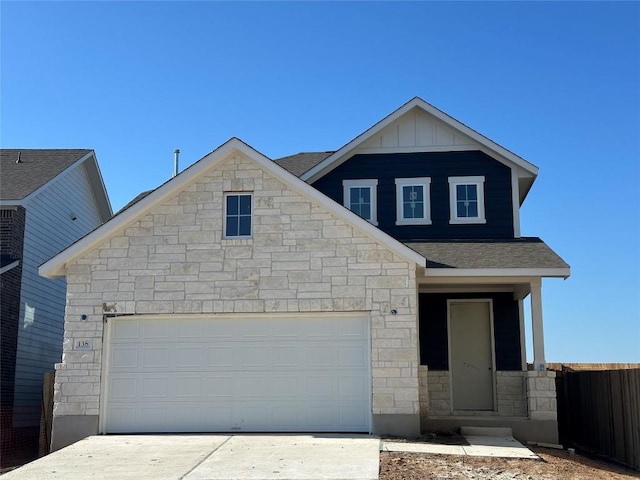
[449, 301, 494, 411]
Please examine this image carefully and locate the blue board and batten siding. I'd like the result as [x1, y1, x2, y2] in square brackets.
[14, 162, 104, 427]
[311, 151, 514, 240]
[419, 293, 522, 371]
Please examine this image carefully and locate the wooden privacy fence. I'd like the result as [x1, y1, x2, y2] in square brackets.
[555, 367, 640, 470]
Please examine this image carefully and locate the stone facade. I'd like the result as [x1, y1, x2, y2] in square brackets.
[53, 153, 419, 437]
[425, 371, 451, 416]
[526, 370, 557, 420]
[496, 371, 527, 417]
[423, 370, 529, 418]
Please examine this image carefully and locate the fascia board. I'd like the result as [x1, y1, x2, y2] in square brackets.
[0, 200, 22, 207]
[302, 97, 539, 183]
[425, 267, 570, 279]
[84, 151, 113, 221]
[40, 138, 425, 279]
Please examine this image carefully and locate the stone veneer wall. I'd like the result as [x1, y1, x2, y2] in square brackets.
[526, 371, 557, 420]
[54, 153, 419, 430]
[425, 371, 451, 416]
[424, 370, 528, 417]
[418, 365, 429, 417]
[496, 371, 527, 417]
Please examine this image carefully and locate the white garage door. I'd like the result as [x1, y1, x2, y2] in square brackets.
[104, 315, 370, 433]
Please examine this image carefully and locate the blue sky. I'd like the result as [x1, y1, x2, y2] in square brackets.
[2, 1, 638, 362]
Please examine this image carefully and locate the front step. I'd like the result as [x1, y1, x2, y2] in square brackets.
[461, 426, 514, 438]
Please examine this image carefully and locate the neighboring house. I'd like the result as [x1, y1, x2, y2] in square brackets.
[40, 98, 569, 451]
[0, 150, 111, 462]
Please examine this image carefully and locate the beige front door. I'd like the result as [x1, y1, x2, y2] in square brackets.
[449, 301, 495, 411]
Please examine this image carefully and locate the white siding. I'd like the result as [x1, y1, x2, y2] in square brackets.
[359, 108, 477, 151]
[14, 162, 104, 426]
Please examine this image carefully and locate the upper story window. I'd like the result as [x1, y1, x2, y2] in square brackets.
[224, 193, 252, 238]
[395, 177, 431, 225]
[342, 179, 378, 225]
[448, 176, 486, 224]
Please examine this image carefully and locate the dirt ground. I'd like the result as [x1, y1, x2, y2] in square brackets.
[380, 447, 640, 480]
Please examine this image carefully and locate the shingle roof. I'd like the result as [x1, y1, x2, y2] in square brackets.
[274, 152, 334, 177]
[0, 149, 92, 200]
[118, 189, 155, 214]
[405, 238, 569, 270]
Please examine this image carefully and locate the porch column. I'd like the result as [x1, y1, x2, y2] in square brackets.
[530, 278, 546, 370]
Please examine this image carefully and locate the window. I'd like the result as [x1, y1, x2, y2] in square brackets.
[342, 179, 378, 225]
[224, 193, 252, 238]
[448, 176, 486, 224]
[395, 178, 431, 225]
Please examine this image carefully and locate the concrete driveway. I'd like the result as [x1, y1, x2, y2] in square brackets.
[2, 434, 380, 480]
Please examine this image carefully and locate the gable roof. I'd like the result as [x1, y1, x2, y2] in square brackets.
[300, 97, 539, 203]
[0, 149, 91, 200]
[0, 149, 112, 221]
[40, 138, 426, 278]
[275, 152, 334, 177]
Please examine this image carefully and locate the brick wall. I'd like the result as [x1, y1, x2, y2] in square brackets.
[1, 206, 26, 407]
[1, 206, 27, 466]
[54, 153, 420, 422]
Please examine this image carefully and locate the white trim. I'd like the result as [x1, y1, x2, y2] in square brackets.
[530, 278, 546, 370]
[448, 176, 486, 224]
[0, 260, 20, 275]
[223, 192, 253, 239]
[511, 168, 521, 238]
[425, 268, 570, 278]
[40, 138, 425, 278]
[99, 316, 112, 434]
[301, 97, 538, 184]
[395, 177, 431, 226]
[419, 285, 514, 294]
[342, 179, 378, 225]
[355, 145, 478, 155]
[447, 298, 497, 413]
[518, 299, 527, 371]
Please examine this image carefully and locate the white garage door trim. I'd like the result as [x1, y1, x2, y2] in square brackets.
[99, 313, 371, 434]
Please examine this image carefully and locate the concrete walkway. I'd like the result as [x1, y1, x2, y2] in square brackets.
[2, 434, 380, 480]
[382, 435, 539, 459]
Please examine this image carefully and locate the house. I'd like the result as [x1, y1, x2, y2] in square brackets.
[39, 98, 569, 451]
[0, 150, 111, 463]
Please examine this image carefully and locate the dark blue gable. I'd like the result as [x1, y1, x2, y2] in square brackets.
[311, 151, 514, 240]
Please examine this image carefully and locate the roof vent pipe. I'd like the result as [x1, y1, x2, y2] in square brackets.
[173, 149, 180, 177]
[16, 151, 21, 164]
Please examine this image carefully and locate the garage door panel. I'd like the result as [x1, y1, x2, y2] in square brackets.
[339, 376, 366, 397]
[176, 318, 204, 338]
[106, 316, 370, 433]
[238, 346, 271, 367]
[142, 348, 169, 368]
[271, 376, 299, 396]
[142, 321, 170, 339]
[207, 346, 234, 367]
[110, 348, 138, 369]
[109, 377, 137, 400]
[339, 346, 366, 367]
[175, 347, 205, 367]
[202, 376, 234, 397]
[306, 375, 333, 396]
